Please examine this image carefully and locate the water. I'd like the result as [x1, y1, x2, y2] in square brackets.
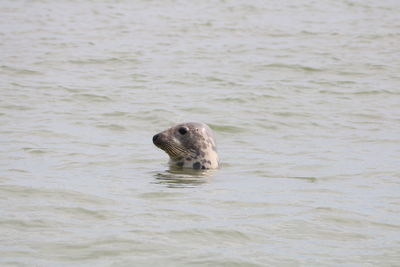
[1, 0, 400, 266]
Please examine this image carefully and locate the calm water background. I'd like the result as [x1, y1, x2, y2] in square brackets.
[1, 0, 400, 266]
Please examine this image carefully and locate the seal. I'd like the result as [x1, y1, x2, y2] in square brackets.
[152, 122, 219, 169]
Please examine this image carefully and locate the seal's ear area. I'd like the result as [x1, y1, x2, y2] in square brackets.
[178, 126, 188, 135]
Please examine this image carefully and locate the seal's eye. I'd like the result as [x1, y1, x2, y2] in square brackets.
[178, 127, 188, 135]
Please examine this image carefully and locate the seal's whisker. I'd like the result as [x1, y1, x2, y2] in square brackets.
[163, 143, 187, 159]
[166, 143, 191, 156]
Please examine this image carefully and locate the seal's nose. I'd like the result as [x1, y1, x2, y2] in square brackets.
[152, 134, 159, 144]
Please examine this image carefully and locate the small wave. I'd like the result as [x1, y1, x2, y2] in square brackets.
[102, 111, 130, 117]
[39, 237, 147, 259]
[319, 89, 399, 96]
[8, 168, 29, 173]
[96, 123, 127, 131]
[169, 228, 252, 243]
[205, 76, 225, 82]
[337, 70, 366, 76]
[216, 97, 247, 103]
[348, 112, 383, 120]
[271, 111, 310, 118]
[0, 185, 113, 205]
[353, 90, 400, 95]
[138, 190, 186, 199]
[208, 124, 247, 133]
[0, 219, 50, 229]
[69, 57, 124, 65]
[22, 147, 48, 154]
[260, 174, 318, 182]
[216, 92, 284, 104]
[165, 80, 191, 86]
[71, 93, 112, 102]
[57, 207, 108, 220]
[1, 65, 42, 75]
[1, 104, 33, 111]
[260, 63, 323, 72]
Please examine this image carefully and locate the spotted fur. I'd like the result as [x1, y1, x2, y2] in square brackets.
[153, 122, 219, 169]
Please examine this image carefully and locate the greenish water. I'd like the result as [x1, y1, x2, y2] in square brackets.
[1, 0, 400, 266]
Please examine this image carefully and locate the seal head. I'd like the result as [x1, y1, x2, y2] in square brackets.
[153, 122, 219, 169]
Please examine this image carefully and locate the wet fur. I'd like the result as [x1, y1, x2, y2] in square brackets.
[153, 122, 219, 169]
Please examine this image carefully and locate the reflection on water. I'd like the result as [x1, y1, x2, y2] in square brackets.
[153, 167, 215, 188]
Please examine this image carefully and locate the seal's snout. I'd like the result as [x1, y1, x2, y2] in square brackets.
[152, 134, 159, 144]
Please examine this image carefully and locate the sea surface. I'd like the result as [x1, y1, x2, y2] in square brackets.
[1, 0, 400, 266]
